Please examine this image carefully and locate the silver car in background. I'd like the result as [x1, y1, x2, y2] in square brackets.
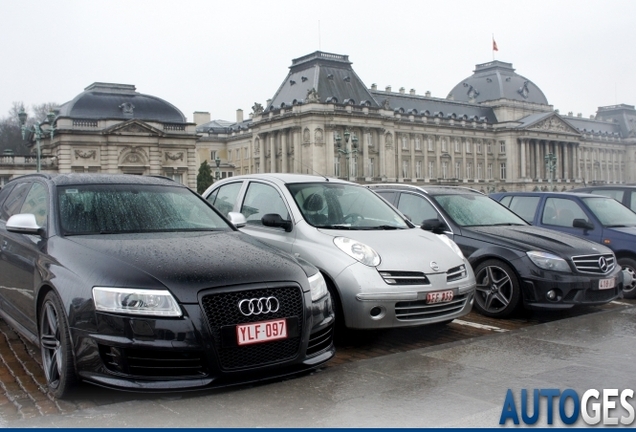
[203, 174, 475, 330]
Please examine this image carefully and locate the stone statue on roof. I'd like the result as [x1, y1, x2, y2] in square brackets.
[306, 88, 320, 103]
[252, 102, 264, 114]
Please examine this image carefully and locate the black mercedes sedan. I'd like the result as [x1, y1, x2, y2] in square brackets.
[368, 184, 627, 318]
[0, 174, 334, 398]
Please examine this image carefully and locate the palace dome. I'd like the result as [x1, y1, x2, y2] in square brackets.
[447, 61, 548, 105]
[56, 82, 186, 123]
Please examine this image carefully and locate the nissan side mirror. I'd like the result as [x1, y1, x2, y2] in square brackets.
[262, 213, 293, 232]
[227, 211, 247, 228]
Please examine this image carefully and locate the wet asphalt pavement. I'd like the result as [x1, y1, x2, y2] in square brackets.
[1, 301, 634, 428]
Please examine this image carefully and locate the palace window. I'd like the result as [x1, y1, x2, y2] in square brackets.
[416, 161, 422, 178]
[466, 162, 473, 179]
[500, 162, 507, 180]
[427, 137, 434, 152]
[402, 136, 408, 150]
[334, 156, 341, 177]
[499, 141, 506, 153]
[441, 161, 448, 179]
[454, 139, 460, 153]
[402, 160, 409, 178]
[368, 158, 375, 177]
[415, 137, 421, 150]
[476, 142, 482, 154]
[466, 141, 472, 153]
[441, 138, 447, 153]
[428, 161, 435, 178]
[477, 163, 483, 180]
[455, 161, 461, 179]
[488, 163, 493, 179]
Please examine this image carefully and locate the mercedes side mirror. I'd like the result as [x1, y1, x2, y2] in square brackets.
[421, 218, 446, 234]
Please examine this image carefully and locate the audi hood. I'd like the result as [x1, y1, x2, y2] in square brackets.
[53, 231, 311, 303]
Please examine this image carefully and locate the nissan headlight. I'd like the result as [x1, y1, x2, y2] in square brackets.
[308, 272, 328, 301]
[526, 251, 571, 273]
[334, 237, 381, 267]
[93, 287, 182, 317]
[438, 234, 465, 259]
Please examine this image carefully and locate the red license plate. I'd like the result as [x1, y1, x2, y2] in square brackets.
[598, 277, 615, 290]
[236, 318, 287, 346]
[426, 290, 454, 304]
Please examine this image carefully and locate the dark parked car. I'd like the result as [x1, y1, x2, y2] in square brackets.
[0, 174, 334, 398]
[571, 185, 636, 212]
[491, 190, 636, 299]
[368, 184, 626, 318]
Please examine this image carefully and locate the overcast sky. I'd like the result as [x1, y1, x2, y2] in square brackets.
[2, 0, 635, 124]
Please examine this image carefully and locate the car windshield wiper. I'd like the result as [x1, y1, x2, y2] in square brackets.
[358, 225, 403, 230]
[317, 224, 355, 230]
[489, 223, 526, 226]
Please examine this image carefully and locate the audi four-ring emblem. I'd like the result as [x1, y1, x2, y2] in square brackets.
[238, 297, 280, 316]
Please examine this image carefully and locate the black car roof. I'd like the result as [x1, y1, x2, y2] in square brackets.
[7, 173, 179, 187]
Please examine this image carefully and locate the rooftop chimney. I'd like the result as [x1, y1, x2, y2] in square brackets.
[425, 91, 431, 97]
[236, 109, 244, 123]
[410, 89, 416, 95]
[399, 87, 405, 94]
[193, 111, 211, 126]
[385, 85, 392, 92]
[371, 83, 377, 90]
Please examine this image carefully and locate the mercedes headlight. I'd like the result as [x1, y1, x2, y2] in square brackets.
[93, 287, 182, 317]
[308, 272, 328, 301]
[334, 237, 381, 267]
[438, 234, 465, 259]
[526, 251, 571, 273]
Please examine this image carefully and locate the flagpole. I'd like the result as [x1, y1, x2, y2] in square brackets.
[492, 33, 495, 60]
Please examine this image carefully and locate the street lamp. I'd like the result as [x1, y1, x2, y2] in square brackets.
[18, 108, 57, 173]
[544, 152, 557, 189]
[334, 129, 359, 179]
[214, 157, 221, 181]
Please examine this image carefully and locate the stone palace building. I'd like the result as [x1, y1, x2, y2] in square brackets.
[2, 51, 635, 191]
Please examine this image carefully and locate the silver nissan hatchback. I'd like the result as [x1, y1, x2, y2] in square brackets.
[203, 174, 475, 330]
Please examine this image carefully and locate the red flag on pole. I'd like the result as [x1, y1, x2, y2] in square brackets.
[493, 38, 498, 51]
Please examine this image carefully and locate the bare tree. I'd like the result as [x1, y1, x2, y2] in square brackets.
[0, 101, 58, 155]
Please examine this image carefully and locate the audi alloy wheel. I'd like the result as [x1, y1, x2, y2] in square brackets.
[39, 291, 77, 399]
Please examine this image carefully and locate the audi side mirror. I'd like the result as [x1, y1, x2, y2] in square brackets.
[6, 213, 45, 237]
[262, 213, 293, 232]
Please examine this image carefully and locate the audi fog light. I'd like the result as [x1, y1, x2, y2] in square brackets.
[93, 287, 182, 317]
[334, 237, 381, 267]
[526, 251, 571, 273]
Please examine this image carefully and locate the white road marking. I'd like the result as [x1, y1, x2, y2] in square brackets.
[452, 319, 509, 333]
[610, 301, 633, 306]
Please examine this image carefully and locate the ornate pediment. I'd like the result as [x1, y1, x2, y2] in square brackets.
[527, 115, 580, 134]
[103, 120, 164, 137]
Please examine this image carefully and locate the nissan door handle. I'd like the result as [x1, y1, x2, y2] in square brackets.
[1, 240, 7, 250]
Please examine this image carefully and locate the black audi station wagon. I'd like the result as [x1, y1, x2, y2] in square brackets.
[369, 184, 626, 318]
[0, 174, 334, 398]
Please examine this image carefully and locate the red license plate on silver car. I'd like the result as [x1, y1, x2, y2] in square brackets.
[426, 290, 454, 304]
[236, 318, 287, 346]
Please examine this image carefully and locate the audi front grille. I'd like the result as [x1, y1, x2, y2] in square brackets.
[395, 294, 468, 321]
[200, 286, 304, 370]
[572, 253, 616, 274]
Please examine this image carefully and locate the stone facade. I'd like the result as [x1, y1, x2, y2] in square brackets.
[1, 83, 198, 189]
[197, 52, 636, 192]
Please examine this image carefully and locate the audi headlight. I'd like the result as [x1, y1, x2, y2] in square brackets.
[308, 272, 328, 301]
[334, 237, 381, 267]
[526, 251, 571, 273]
[93, 287, 182, 317]
[438, 234, 465, 259]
